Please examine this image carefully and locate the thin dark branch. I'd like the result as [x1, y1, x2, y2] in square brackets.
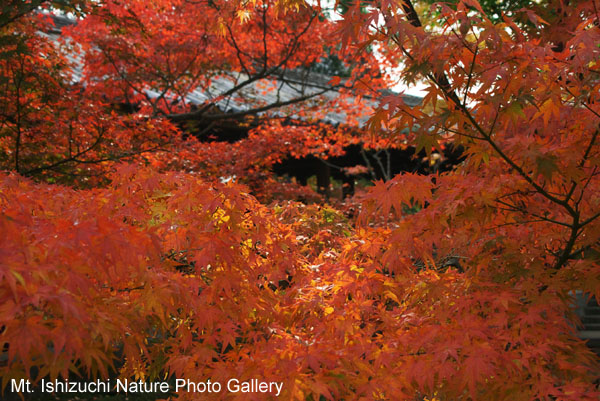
[169, 84, 337, 122]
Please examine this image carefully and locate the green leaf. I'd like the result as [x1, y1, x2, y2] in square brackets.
[535, 154, 558, 181]
[505, 102, 526, 122]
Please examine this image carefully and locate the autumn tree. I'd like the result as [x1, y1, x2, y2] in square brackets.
[1, 0, 390, 191]
[325, 0, 600, 397]
[1, 0, 600, 400]
[64, 0, 399, 198]
[0, 10, 179, 185]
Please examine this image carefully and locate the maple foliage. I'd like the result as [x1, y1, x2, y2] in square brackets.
[335, 0, 600, 398]
[67, 0, 323, 114]
[0, 14, 177, 185]
[1, 0, 600, 400]
[65, 0, 383, 123]
[0, 166, 299, 389]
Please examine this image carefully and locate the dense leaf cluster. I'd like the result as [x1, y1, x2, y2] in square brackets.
[1, 0, 599, 400]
